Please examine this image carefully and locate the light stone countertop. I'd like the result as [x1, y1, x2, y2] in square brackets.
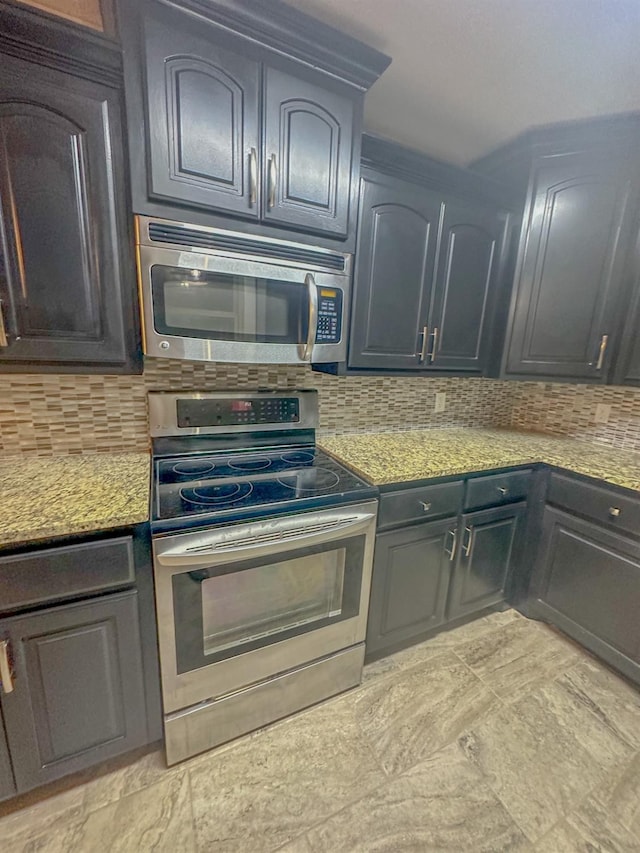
[4, 427, 640, 551]
[319, 428, 640, 491]
[0, 453, 151, 548]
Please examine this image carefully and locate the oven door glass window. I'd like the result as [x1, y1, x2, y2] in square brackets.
[172, 535, 365, 674]
[150, 265, 308, 344]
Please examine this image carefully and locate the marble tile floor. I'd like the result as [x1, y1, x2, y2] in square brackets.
[2, 609, 640, 852]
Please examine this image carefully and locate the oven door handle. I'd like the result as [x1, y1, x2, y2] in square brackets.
[300, 273, 318, 362]
[155, 511, 376, 567]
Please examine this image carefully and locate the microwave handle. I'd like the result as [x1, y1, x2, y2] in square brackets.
[301, 273, 318, 362]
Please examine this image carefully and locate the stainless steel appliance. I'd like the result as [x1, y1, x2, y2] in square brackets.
[136, 216, 351, 364]
[149, 390, 377, 764]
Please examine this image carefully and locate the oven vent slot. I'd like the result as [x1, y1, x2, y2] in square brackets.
[147, 222, 346, 272]
[185, 516, 359, 553]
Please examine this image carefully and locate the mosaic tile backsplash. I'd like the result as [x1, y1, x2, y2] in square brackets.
[1, 359, 640, 457]
[0, 360, 514, 457]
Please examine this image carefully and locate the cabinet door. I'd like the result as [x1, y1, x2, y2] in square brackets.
[262, 65, 355, 236]
[0, 591, 148, 793]
[366, 518, 455, 657]
[0, 53, 137, 370]
[428, 198, 507, 373]
[447, 503, 525, 620]
[0, 710, 15, 802]
[532, 507, 640, 668]
[143, 0, 260, 217]
[505, 151, 636, 380]
[349, 171, 442, 369]
[612, 228, 640, 386]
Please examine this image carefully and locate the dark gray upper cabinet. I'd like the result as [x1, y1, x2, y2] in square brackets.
[429, 199, 508, 373]
[473, 115, 640, 384]
[346, 147, 513, 374]
[0, 6, 140, 374]
[505, 152, 635, 380]
[447, 502, 526, 620]
[262, 67, 354, 237]
[143, 3, 260, 217]
[119, 0, 389, 247]
[349, 170, 442, 369]
[0, 591, 148, 793]
[612, 227, 640, 386]
[0, 711, 15, 801]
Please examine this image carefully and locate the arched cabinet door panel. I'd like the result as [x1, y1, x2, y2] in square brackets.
[262, 66, 354, 236]
[348, 171, 442, 370]
[506, 151, 636, 380]
[429, 199, 508, 373]
[143, 5, 260, 216]
[0, 52, 136, 371]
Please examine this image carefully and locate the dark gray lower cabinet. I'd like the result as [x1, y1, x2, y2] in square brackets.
[0, 591, 148, 792]
[447, 503, 526, 620]
[0, 711, 15, 800]
[531, 506, 640, 681]
[366, 518, 454, 656]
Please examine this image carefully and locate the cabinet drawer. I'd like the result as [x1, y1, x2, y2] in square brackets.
[464, 469, 531, 511]
[0, 536, 135, 613]
[547, 472, 640, 536]
[378, 481, 463, 529]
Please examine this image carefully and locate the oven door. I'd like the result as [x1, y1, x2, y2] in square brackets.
[137, 244, 347, 364]
[153, 502, 377, 713]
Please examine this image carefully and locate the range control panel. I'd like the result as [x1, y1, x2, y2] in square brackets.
[315, 287, 343, 344]
[177, 396, 300, 428]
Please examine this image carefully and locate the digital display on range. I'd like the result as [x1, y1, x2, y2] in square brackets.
[177, 397, 300, 428]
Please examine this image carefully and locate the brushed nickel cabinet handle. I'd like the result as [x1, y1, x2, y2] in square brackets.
[249, 147, 257, 206]
[498, 486, 509, 496]
[463, 525, 475, 557]
[0, 639, 14, 694]
[609, 506, 621, 518]
[429, 327, 439, 363]
[417, 326, 429, 362]
[444, 528, 457, 561]
[419, 501, 432, 512]
[0, 300, 8, 347]
[595, 334, 609, 371]
[268, 154, 277, 209]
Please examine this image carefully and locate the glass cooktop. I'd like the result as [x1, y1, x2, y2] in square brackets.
[152, 446, 377, 532]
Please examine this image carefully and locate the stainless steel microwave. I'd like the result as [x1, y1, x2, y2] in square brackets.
[135, 216, 352, 364]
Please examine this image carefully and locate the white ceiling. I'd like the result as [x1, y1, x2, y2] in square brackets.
[286, 0, 640, 165]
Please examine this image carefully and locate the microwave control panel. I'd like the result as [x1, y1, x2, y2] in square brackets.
[315, 288, 343, 343]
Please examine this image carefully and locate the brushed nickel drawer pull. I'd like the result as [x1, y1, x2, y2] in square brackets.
[498, 486, 509, 496]
[463, 525, 474, 557]
[444, 528, 457, 561]
[609, 506, 621, 518]
[248, 147, 257, 206]
[0, 639, 14, 694]
[0, 300, 8, 347]
[419, 501, 432, 512]
[594, 334, 609, 371]
[417, 326, 429, 362]
[268, 154, 277, 209]
[429, 326, 439, 363]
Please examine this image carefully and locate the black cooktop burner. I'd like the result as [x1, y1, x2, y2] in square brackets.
[152, 445, 376, 532]
[180, 482, 254, 506]
[277, 468, 340, 492]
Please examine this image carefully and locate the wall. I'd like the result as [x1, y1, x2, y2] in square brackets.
[0, 360, 513, 457]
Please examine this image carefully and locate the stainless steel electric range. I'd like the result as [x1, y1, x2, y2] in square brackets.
[148, 390, 378, 764]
